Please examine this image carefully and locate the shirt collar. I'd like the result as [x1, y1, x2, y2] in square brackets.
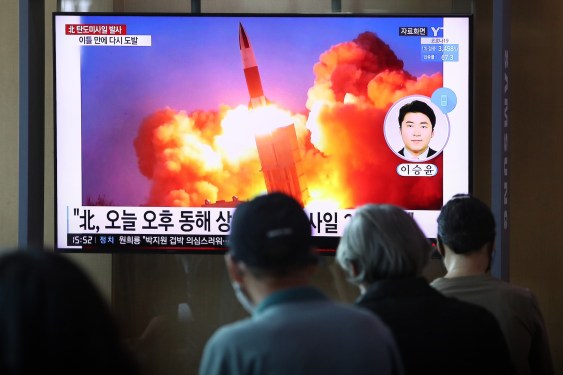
[403, 146, 430, 160]
[356, 276, 432, 303]
[255, 286, 327, 315]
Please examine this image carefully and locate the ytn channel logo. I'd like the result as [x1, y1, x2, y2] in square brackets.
[431, 26, 444, 37]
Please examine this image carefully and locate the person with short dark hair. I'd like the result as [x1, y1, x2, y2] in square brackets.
[199, 192, 404, 375]
[431, 194, 554, 375]
[397, 100, 437, 160]
[337, 204, 515, 375]
[0, 249, 138, 375]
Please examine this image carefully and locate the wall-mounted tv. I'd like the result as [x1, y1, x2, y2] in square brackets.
[53, 13, 472, 253]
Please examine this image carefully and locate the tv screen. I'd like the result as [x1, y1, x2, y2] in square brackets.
[53, 13, 472, 253]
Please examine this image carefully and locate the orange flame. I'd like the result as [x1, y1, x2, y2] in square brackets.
[135, 31, 444, 209]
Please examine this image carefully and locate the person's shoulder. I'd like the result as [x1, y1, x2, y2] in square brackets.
[432, 275, 491, 290]
[493, 278, 535, 297]
[329, 302, 400, 355]
[470, 276, 538, 305]
[443, 297, 515, 371]
[427, 147, 437, 157]
[443, 294, 491, 315]
[330, 299, 383, 318]
[331, 301, 395, 334]
[491, 279, 543, 315]
[206, 317, 256, 346]
[201, 318, 257, 364]
[439, 296, 507, 340]
[200, 320, 252, 375]
[429, 276, 461, 295]
[447, 295, 509, 333]
[429, 276, 446, 288]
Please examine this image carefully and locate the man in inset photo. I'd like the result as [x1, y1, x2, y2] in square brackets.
[397, 100, 436, 160]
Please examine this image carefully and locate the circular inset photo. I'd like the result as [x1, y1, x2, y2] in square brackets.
[384, 95, 450, 162]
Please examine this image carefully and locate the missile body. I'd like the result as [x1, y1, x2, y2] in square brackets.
[239, 23, 268, 108]
[239, 23, 309, 205]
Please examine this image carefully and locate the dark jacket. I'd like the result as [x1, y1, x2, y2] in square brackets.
[398, 147, 436, 158]
[357, 277, 514, 375]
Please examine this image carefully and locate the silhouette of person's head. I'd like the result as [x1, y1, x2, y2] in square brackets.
[228, 192, 317, 277]
[336, 204, 431, 284]
[0, 249, 138, 374]
[437, 193, 496, 254]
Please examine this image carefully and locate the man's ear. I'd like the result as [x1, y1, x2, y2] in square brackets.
[225, 253, 245, 284]
[349, 260, 361, 278]
[484, 241, 495, 273]
[436, 236, 446, 258]
[485, 241, 495, 257]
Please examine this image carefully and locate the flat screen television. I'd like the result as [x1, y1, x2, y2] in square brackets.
[53, 13, 472, 253]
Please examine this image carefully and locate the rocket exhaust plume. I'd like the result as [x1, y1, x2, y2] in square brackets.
[133, 29, 443, 210]
[239, 23, 268, 109]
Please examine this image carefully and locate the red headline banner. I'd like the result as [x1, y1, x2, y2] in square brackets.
[65, 24, 127, 35]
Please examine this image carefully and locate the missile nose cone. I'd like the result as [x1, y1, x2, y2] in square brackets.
[239, 23, 250, 50]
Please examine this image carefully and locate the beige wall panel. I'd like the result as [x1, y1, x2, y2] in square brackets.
[64, 252, 113, 303]
[472, 2, 492, 202]
[59, 0, 114, 12]
[341, 0, 466, 13]
[47, 0, 114, 302]
[119, 0, 467, 13]
[119, 0, 331, 13]
[0, 0, 20, 252]
[120, 0, 191, 12]
[509, 0, 563, 370]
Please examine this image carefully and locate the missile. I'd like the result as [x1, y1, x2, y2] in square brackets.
[239, 23, 268, 108]
[238, 23, 309, 204]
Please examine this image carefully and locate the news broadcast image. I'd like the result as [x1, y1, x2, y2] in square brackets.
[54, 15, 470, 251]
